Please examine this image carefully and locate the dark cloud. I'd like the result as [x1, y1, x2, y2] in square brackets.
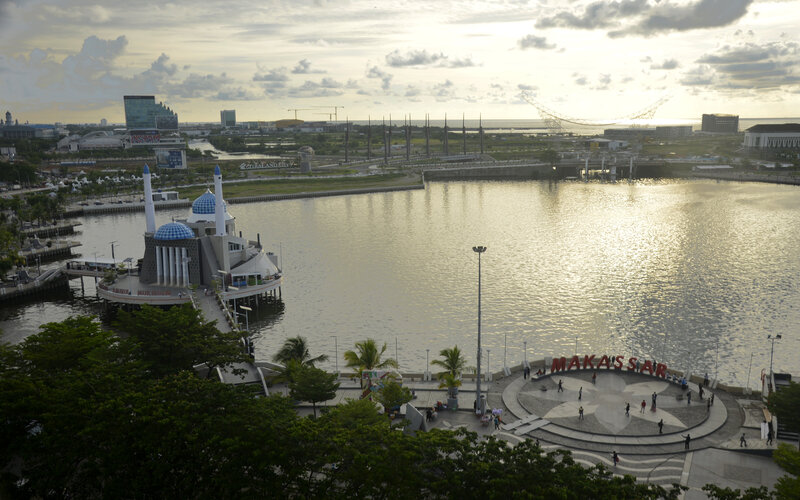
[651, 58, 679, 70]
[536, 0, 648, 30]
[292, 59, 325, 74]
[518, 34, 556, 50]
[385, 50, 476, 68]
[536, 0, 753, 38]
[609, 0, 753, 38]
[682, 41, 800, 90]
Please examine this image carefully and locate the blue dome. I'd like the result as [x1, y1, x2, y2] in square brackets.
[154, 222, 195, 240]
[191, 190, 226, 215]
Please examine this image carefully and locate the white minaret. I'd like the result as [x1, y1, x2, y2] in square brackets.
[143, 164, 156, 233]
[214, 165, 225, 236]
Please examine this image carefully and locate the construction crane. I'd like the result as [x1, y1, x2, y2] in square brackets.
[314, 112, 335, 121]
[313, 105, 344, 121]
[287, 108, 312, 120]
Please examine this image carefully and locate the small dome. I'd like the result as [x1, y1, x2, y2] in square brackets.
[192, 190, 226, 215]
[154, 222, 195, 240]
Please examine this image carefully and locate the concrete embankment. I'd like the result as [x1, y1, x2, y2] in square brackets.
[423, 164, 550, 181]
[64, 184, 424, 217]
[691, 171, 800, 185]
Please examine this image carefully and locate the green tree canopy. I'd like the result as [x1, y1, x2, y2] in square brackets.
[273, 335, 329, 367]
[374, 379, 413, 414]
[114, 303, 248, 377]
[343, 338, 398, 387]
[430, 345, 466, 377]
[289, 363, 340, 418]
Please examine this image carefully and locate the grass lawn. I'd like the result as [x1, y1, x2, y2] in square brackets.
[178, 173, 420, 199]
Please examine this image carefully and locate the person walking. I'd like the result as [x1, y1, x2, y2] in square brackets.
[557, 379, 563, 392]
[640, 399, 646, 413]
[625, 402, 630, 416]
[710, 393, 714, 406]
[592, 371, 597, 384]
[740, 434, 747, 447]
[704, 373, 709, 387]
[699, 385, 704, 400]
[612, 451, 620, 467]
[494, 415, 500, 430]
[767, 429, 774, 446]
[682, 434, 691, 450]
[651, 392, 657, 410]
[579, 406, 584, 420]
[658, 419, 664, 434]
[687, 392, 692, 405]
[579, 387, 582, 400]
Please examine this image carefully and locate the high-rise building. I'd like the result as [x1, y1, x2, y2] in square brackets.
[123, 96, 178, 130]
[220, 110, 236, 127]
[701, 114, 739, 133]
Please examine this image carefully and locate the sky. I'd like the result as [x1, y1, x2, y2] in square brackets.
[1, 0, 799, 124]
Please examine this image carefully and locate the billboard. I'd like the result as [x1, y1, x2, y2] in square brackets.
[130, 129, 160, 146]
[155, 148, 187, 169]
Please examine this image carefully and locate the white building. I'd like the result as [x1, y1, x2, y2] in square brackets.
[744, 124, 800, 150]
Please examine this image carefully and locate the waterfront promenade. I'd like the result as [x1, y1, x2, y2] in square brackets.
[284, 366, 788, 497]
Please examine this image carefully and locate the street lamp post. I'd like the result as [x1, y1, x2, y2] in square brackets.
[768, 334, 782, 377]
[472, 245, 487, 415]
[331, 336, 338, 374]
[109, 241, 117, 264]
[487, 349, 491, 382]
[504, 332, 507, 370]
[426, 348, 430, 380]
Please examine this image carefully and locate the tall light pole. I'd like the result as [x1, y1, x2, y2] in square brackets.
[472, 245, 487, 415]
[524, 340, 528, 366]
[109, 241, 117, 264]
[768, 334, 782, 377]
[504, 332, 507, 370]
[426, 348, 430, 380]
[331, 335, 338, 374]
[487, 349, 491, 381]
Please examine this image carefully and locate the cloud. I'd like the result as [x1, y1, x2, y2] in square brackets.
[536, 0, 754, 38]
[366, 65, 393, 91]
[517, 34, 556, 50]
[215, 87, 262, 101]
[253, 67, 288, 82]
[165, 73, 234, 99]
[292, 59, 325, 74]
[287, 80, 344, 98]
[405, 85, 421, 97]
[536, 0, 649, 30]
[609, 0, 754, 38]
[385, 49, 476, 68]
[681, 41, 800, 90]
[431, 80, 455, 101]
[651, 58, 679, 70]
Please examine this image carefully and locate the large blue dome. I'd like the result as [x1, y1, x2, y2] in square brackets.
[154, 222, 195, 240]
[192, 190, 218, 214]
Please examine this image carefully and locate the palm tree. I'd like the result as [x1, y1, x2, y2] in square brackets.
[343, 339, 398, 388]
[272, 336, 329, 367]
[430, 346, 466, 377]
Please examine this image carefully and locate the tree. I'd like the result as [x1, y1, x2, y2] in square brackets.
[343, 338, 398, 388]
[273, 335, 328, 367]
[115, 303, 249, 377]
[773, 443, 800, 499]
[431, 345, 466, 377]
[289, 364, 340, 418]
[768, 381, 800, 449]
[374, 379, 413, 415]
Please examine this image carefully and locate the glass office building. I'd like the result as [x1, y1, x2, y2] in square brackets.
[124, 96, 178, 130]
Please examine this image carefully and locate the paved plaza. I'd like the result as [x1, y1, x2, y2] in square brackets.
[287, 366, 790, 496]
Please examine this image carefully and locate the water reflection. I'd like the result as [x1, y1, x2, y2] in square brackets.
[1, 180, 798, 388]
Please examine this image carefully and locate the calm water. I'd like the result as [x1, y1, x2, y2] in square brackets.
[2, 179, 799, 388]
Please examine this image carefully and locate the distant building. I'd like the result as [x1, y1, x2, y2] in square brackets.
[123, 96, 178, 130]
[100, 118, 108, 127]
[603, 128, 655, 140]
[655, 125, 693, 138]
[57, 131, 126, 151]
[701, 114, 738, 133]
[0, 111, 35, 139]
[744, 124, 800, 150]
[220, 110, 236, 127]
[585, 138, 628, 151]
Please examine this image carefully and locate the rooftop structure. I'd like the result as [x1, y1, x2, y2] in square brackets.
[744, 123, 800, 150]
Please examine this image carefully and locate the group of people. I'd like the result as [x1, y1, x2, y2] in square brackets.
[522, 366, 545, 379]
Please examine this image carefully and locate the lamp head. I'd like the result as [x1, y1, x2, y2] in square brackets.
[472, 246, 487, 253]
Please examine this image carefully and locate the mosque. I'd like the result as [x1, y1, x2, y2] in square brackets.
[97, 165, 282, 308]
